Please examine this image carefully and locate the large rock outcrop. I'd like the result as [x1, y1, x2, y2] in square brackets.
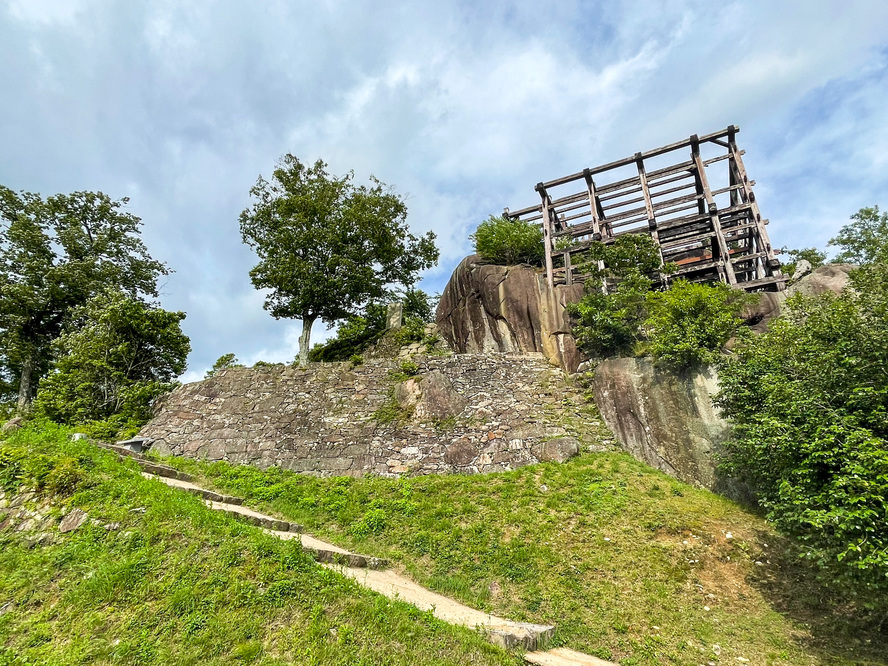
[744, 263, 856, 332]
[436, 255, 585, 372]
[591, 358, 742, 496]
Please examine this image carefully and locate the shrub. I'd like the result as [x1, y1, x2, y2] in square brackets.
[645, 280, 755, 371]
[393, 316, 426, 346]
[44, 457, 87, 496]
[470, 214, 544, 265]
[716, 268, 888, 607]
[570, 272, 653, 358]
[310, 291, 436, 362]
[205, 353, 242, 378]
[568, 234, 669, 358]
[350, 507, 388, 537]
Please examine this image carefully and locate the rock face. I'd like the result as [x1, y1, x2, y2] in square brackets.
[394, 370, 467, 422]
[436, 255, 585, 372]
[591, 358, 733, 493]
[139, 354, 590, 477]
[743, 263, 856, 332]
[788, 262, 855, 297]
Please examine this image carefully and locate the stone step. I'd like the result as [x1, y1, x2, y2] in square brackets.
[138, 461, 194, 483]
[143, 473, 385, 571]
[330, 565, 555, 651]
[524, 648, 618, 666]
[213, 504, 300, 533]
[138, 469, 612, 659]
[181, 485, 244, 506]
[93, 441, 195, 483]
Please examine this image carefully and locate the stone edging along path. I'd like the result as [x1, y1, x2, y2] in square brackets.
[101, 443, 616, 665]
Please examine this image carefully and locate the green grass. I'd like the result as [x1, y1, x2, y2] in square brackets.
[0, 422, 518, 665]
[162, 448, 888, 665]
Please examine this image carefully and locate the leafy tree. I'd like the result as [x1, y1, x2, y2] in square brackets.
[645, 280, 755, 371]
[34, 289, 189, 434]
[0, 186, 168, 414]
[716, 269, 888, 606]
[470, 214, 544, 265]
[829, 205, 888, 265]
[205, 353, 242, 378]
[568, 234, 669, 358]
[239, 156, 438, 365]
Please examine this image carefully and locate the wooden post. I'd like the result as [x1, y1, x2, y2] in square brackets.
[691, 136, 737, 285]
[583, 169, 606, 275]
[536, 183, 555, 288]
[728, 127, 783, 288]
[564, 250, 572, 286]
[636, 153, 666, 282]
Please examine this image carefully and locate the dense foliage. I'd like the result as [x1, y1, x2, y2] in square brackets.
[239, 156, 438, 365]
[309, 290, 437, 362]
[568, 235, 664, 358]
[645, 280, 754, 370]
[716, 266, 888, 606]
[570, 236, 752, 369]
[470, 214, 544, 265]
[828, 205, 888, 265]
[0, 186, 169, 413]
[34, 289, 189, 437]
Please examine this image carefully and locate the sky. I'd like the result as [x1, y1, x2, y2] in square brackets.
[2, 0, 887, 381]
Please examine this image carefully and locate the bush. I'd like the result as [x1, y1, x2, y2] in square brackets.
[570, 272, 652, 358]
[645, 280, 755, 371]
[470, 214, 544, 265]
[205, 353, 242, 378]
[568, 234, 670, 358]
[393, 316, 426, 346]
[309, 304, 387, 362]
[716, 268, 888, 607]
[310, 290, 438, 362]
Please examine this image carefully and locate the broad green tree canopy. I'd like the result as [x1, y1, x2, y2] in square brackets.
[239, 155, 438, 364]
[0, 186, 169, 413]
[35, 288, 190, 434]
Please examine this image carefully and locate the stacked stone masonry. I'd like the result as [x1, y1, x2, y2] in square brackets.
[140, 353, 585, 476]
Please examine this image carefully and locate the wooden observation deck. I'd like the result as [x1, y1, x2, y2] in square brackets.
[504, 126, 785, 292]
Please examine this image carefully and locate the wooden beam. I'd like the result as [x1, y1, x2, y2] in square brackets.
[540, 126, 740, 189]
[536, 183, 555, 288]
[728, 133, 782, 287]
[636, 153, 666, 278]
[691, 136, 737, 285]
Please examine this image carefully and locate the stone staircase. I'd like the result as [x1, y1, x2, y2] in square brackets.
[98, 441, 615, 664]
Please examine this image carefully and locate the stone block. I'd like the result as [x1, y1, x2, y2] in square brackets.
[59, 508, 88, 534]
[532, 437, 580, 463]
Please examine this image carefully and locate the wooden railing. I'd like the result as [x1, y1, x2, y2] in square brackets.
[504, 126, 785, 292]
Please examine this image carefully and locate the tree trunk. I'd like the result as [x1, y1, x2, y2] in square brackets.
[16, 354, 35, 416]
[297, 314, 317, 366]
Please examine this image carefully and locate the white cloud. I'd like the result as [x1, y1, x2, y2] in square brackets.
[1, 0, 888, 377]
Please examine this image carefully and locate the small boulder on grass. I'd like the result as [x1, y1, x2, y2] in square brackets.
[2, 418, 23, 433]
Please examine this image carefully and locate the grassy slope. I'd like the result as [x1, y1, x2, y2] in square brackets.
[164, 442, 888, 666]
[0, 423, 518, 666]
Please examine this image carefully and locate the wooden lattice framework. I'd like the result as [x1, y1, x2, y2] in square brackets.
[504, 126, 785, 292]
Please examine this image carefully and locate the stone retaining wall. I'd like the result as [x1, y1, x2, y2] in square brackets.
[140, 353, 587, 476]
